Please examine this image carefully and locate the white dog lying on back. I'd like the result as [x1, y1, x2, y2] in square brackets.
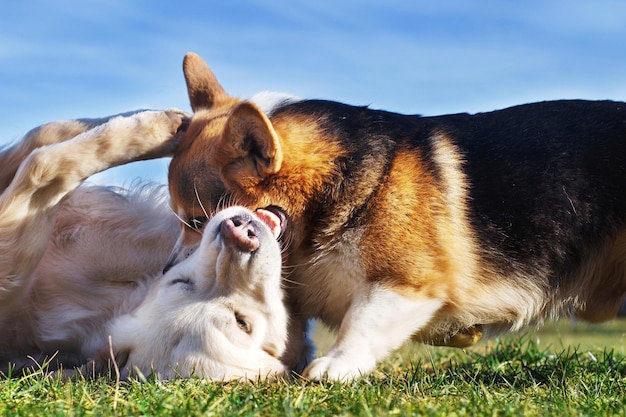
[0, 110, 288, 380]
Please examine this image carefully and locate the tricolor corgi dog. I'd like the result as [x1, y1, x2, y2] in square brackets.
[167, 52, 626, 381]
[0, 109, 288, 381]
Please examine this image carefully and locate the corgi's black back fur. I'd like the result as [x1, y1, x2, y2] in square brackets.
[271, 99, 626, 287]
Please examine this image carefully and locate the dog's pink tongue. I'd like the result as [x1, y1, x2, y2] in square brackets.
[255, 209, 282, 238]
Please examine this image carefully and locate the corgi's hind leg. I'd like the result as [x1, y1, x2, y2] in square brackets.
[572, 228, 626, 323]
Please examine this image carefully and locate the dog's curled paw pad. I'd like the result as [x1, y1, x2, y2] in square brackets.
[126, 110, 190, 157]
[163, 109, 191, 133]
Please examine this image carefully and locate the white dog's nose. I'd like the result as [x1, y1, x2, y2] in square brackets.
[220, 216, 260, 252]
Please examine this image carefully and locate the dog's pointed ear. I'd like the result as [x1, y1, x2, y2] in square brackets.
[183, 52, 230, 112]
[219, 101, 283, 186]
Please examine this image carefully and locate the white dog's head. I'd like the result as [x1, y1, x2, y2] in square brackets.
[104, 206, 287, 381]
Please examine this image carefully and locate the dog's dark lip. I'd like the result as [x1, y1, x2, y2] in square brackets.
[257, 205, 288, 234]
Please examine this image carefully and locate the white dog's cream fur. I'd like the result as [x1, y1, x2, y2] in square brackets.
[0, 111, 288, 381]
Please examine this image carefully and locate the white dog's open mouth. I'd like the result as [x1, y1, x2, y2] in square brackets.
[255, 206, 287, 239]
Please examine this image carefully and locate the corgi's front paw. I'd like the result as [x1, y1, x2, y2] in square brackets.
[302, 355, 373, 382]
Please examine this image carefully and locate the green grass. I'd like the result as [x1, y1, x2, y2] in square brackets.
[2, 320, 626, 416]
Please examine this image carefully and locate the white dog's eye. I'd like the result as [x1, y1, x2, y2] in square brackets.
[188, 216, 207, 230]
[171, 277, 193, 287]
[235, 312, 251, 333]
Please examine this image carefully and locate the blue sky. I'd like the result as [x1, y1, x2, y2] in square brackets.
[1, 0, 625, 185]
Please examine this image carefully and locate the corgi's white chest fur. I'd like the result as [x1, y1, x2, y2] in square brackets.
[292, 228, 366, 328]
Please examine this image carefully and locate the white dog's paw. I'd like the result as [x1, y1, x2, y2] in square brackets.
[301, 356, 373, 382]
[123, 109, 190, 158]
[147, 108, 189, 135]
[161, 108, 191, 135]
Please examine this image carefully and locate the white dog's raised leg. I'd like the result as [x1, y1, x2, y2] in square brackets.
[0, 112, 155, 191]
[302, 285, 443, 381]
[0, 110, 187, 313]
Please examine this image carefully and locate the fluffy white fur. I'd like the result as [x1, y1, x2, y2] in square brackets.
[0, 111, 288, 381]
